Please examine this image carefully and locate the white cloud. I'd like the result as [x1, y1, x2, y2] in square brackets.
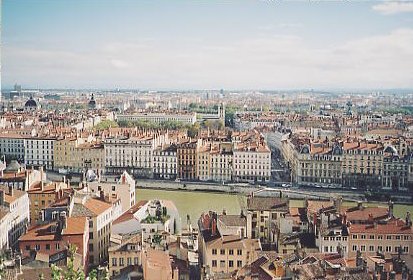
[3, 29, 413, 89]
[372, 1, 413, 15]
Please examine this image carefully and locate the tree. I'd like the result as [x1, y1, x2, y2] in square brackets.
[187, 123, 200, 138]
[48, 244, 85, 280]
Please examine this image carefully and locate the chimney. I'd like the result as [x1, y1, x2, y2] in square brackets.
[211, 216, 217, 236]
[334, 197, 342, 213]
[368, 213, 374, 224]
[222, 209, 227, 215]
[8, 185, 13, 197]
[0, 190, 4, 206]
[406, 212, 411, 227]
[388, 201, 394, 218]
[60, 212, 67, 230]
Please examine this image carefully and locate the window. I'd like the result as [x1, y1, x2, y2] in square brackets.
[378, 246, 383, 252]
[229, 260, 234, 268]
[212, 260, 217, 267]
[369, 245, 374, 252]
[386, 246, 392, 252]
[212, 249, 217, 255]
[89, 232, 93, 240]
[89, 220, 93, 228]
[229, 249, 234, 255]
[112, 258, 117, 266]
[361, 245, 366, 252]
[386, 235, 392, 240]
[403, 246, 409, 253]
[112, 186, 116, 191]
[25, 245, 30, 251]
[352, 245, 357, 252]
[361, 235, 366, 239]
[220, 249, 225, 255]
[134, 257, 139, 265]
[119, 258, 124, 266]
[46, 244, 50, 251]
[378, 235, 383, 240]
[220, 260, 225, 268]
[237, 249, 242, 255]
[369, 235, 375, 240]
[237, 260, 242, 268]
[403, 235, 409, 240]
[127, 257, 132, 266]
[35, 244, 40, 251]
[56, 243, 60, 250]
[89, 244, 94, 252]
[396, 235, 401, 240]
[352, 235, 357, 239]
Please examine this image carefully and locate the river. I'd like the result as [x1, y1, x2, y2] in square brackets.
[136, 188, 413, 227]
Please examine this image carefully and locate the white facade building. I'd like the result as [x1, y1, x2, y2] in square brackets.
[24, 137, 56, 170]
[0, 185, 30, 250]
[104, 133, 168, 177]
[116, 112, 196, 125]
[85, 171, 136, 213]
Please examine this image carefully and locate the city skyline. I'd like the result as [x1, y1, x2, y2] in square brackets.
[2, 0, 413, 90]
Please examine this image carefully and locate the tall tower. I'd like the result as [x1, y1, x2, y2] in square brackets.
[218, 102, 225, 123]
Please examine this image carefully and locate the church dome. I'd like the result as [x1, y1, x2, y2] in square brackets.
[88, 93, 96, 109]
[25, 96, 37, 107]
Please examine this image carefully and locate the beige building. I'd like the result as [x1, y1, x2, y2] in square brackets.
[198, 211, 261, 278]
[27, 180, 70, 225]
[109, 233, 142, 278]
[246, 196, 289, 250]
[54, 136, 104, 173]
[348, 216, 413, 258]
[72, 193, 122, 266]
[142, 248, 179, 280]
[233, 141, 271, 183]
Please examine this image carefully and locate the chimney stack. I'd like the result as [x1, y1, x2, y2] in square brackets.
[211, 216, 217, 236]
[8, 185, 13, 197]
[389, 201, 394, 218]
[0, 190, 4, 206]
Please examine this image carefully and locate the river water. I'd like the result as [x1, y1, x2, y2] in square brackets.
[136, 188, 413, 227]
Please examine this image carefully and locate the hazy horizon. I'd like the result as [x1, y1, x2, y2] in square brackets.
[3, 0, 413, 90]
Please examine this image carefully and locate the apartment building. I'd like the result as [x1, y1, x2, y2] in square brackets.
[348, 216, 413, 258]
[27, 180, 70, 225]
[197, 143, 211, 181]
[177, 139, 199, 180]
[341, 140, 384, 189]
[84, 171, 136, 213]
[246, 196, 289, 249]
[109, 233, 142, 278]
[24, 137, 57, 170]
[0, 135, 25, 161]
[0, 160, 45, 191]
[210, 142, 233, 182]
[104, 132, 168, 177]
[233, 141, 271, 183]
[0, 185, 30, 250]
[382, 146, 411, 191]
[71, 193, 122, 266]
[153, 144, 177, 180]
[292, 142, 343, 185]
[198, 211, 261, 278]
[117, 111, 197, 125]
[54, 136, 105, 173]
[18, 215, 89, 271]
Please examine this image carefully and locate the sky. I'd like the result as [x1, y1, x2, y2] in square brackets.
[2, 0, 413, 90]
